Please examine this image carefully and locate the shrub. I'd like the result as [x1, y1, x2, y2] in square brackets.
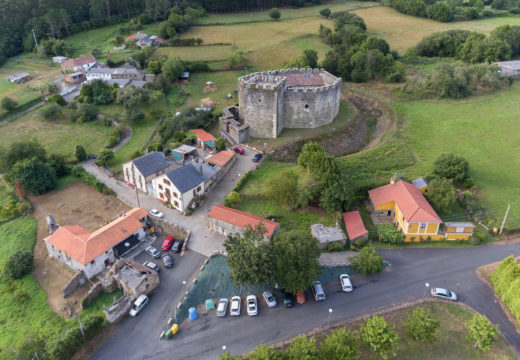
[377, 224, 404, 245]
[390, 0, 427, 17]
[359, 315, 399, 359]
[232, 170, 253, 192]
[327, 241, 344, 252]
[426, 178, 458, 212]
[405, 307, 441, 342]
[49, 94, 66, 106]
[95, 149, 114, 166]
[47, 327, 83, 360]
[40, 103, 62, 119]
[350, 246, 384, 275]
[433, 153, 469, 182]
[320, 8, 331, 17]
[3, 250, 33, 279]
[465, 314, 500, 351]
[269, 8, 281, 20]
[1, 97, 18, 112]
[426, 1, 454, 22]
[216, 138, 226, 151]
[224, 191, 240, 207]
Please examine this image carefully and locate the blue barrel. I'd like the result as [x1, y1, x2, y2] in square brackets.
[188, 307, 198, 320]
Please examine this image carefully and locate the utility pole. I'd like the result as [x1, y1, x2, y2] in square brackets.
[499, 204, 510, 235]
[32, 29, 39, 52]
[77, 314, 85, 337]
[135, 186, 140, 208]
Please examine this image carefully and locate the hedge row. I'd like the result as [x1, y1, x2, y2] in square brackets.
[490, 255, 520, 323]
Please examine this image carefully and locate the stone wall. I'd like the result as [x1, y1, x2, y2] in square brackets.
[62, 270, 87, 298]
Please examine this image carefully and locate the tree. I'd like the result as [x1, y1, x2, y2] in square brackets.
[319, 180, 353, 213]
[96, 149, 114, 166]
[433, 153, 469, 182]
[226, 50, 247, 70]
[265, 171, 299, 209]
[162, 57, 184, 82]
[298, 142, 325, 169]
[320, 8, 331, 17]
[224, 191, 240, 207]
[116, 86, 149, 109]
[91, 48, 102, 58]
[426, 178, 458, 212]
[303, 49, 318, 68]
[76, 103, 99, 123]
[40, 103, 62, 119]
[216, 138, 227, 151]
[377, 224, 404, 245]
[465, 314, 499, 351]
[9, 157, 56, 195]
[269, 8, 281, 20]
[224, 223, 274, 286]
[248, 343, 281, 360]
[320, 329, 360, 360]
[3, 250, 33, 279]
[272, 230, 321, 293]
[350, 246, 384, 276]
[59, 8, 71, 36]
[405, 307, 441, 342]
[1, 97, 18, 112]
[49, 93, 66, 106]
[75, 145, 87, 161]
[426, 1, 454, 22]
[218, 352, 241, 360]
[286, 336, 318, 360]
[359, 315, 399, 359]
[0, 140, 47, 170]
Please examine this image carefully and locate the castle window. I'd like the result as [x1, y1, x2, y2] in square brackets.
[304, 104, 310, 112]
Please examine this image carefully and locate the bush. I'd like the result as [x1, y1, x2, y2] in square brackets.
[49, 94, 66, 106]
[76, 103, 99, 123]
[433, 153, 469, 182]
[350, 246, 384, 275]
[377, 224, 404, 245]
[95, 149, 114, 166]
[390, 0, 427, 17]
[47, 327, 83, 360]
[40, 103, 63, 119]
[224, 191, 240, 207]
[216, 138, 226, 151]
[1, 97, 18, 112]
[405, 307, 441, 342]
[232, 170, 253, 192]
[74, 145, 86, 162]
[3, 250, 33, 279]
[320, 8, 331, 17]
[269, 8, 281, 20]
[327, 241, 344, 252]
[426, 1, 454, 22]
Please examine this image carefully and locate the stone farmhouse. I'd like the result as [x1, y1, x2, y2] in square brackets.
[61, 55, 97, 72]
[86, 64, 155, 88]
[494, 60, 520, 76]
[125, 33, 164, 48]
[44, 208, 149, 279]
[220, 68, 341, 143]
[208, 205, 280, 240]
[369, 179, 474, 241]
[122, 152, 175, 195]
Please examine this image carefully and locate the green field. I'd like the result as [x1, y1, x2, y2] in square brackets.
[354, 6, 520, 53]
[402, 83, 520, 229]
[155, 45, 236, 62]
[0, 109, 110, 158]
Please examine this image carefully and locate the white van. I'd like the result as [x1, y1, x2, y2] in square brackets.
[311, 281, 326, 302]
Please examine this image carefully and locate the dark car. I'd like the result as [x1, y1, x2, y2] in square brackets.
[162, 254, 173, 268]
[172, 240, 184, 253]
[281, 289, 294, 308]
[162, 236, 174, 251]
[252, 153, 263, 162]
[233, 146, 245, 155]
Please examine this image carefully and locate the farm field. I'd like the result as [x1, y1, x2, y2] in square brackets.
[0, 109, 110, 158]
[354, 7, 520, 53]
[402, 83, 520, 229]
[155, 45, 236, 62]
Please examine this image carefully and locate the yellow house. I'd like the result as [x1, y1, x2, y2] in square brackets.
[444, 222, 475, 240]
[411, 177, 430, 195]
[369, 180, 444, 242]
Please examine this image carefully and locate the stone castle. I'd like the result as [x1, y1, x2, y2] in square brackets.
[220, 68, 342, 142]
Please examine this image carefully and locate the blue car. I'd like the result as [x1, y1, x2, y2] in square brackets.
[252, 154, 263, 162]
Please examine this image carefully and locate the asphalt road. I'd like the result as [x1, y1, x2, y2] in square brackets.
[90, 242, 520, 360]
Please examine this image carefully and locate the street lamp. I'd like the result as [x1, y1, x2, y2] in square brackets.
[423, 282, 430, 302]
[328, 308, 333, 329]
[222, 345, 227, 352]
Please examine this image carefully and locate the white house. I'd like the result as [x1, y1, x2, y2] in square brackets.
[86, 67, 114, 81]
[152, 162, 216, 212]
[122, 152, 175, 195]
[44, 208, 149, 279]
[61, 55, 98, 72]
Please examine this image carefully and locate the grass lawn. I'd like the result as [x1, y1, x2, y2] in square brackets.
[235, 161, 337, 232]
[0, 109, 110, 158]
[402, 83, 520, 229]
[155, 45, 236, 62]
[354, 6, 520, 53]
[195, 1, 377, 25]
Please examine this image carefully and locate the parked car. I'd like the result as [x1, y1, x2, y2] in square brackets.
[172, 240, 184, 253]
[296, 291, 306, 304]
[162, 236, 174, 251]
[340, 274, 353, 293]
[143, 261, 160, 272]
[145, 246, 161, 259]
[149, 209, 164, 219]
[281, 289, 294, 308]
[247, 295, 258, 316]
[217, 298, 229, 317]
[252, 153, 263, 162]
[230, 296, 241, 316]
[162, 254, 173, 268]
[311, 281, 326, 302]
[129, 294, 149, 317]
[262, 290, 277, 308]
[431, 287, 458, 301]
[233, 146, 245, 155]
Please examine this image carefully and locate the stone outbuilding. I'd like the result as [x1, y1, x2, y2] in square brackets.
[110, 259, 159, 299]
[311, 224, 346, 249]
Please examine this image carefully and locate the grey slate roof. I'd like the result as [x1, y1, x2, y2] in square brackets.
[132, 152, 171, 177]
[412, 177, 430, 190]
[444, 222, 475, 228]
[165, 163, 205, 193]
[199, 163, 217, 182]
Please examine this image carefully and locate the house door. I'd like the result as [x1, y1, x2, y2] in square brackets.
[226, 123, 230, 133]
[387, 210, 392, 217]
[104, 258, 110, 268]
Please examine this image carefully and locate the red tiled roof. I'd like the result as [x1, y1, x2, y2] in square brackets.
[190, 129, 216, 142]
[207, 151, 234, 167]
[209, 205, 280, 238]
[61, 55, 96, 70]
[125, 35, 136, 40]
[285, 73, 324, 87]
[368, 181, 441, 223]
[44, 208, 148, 265]
[343, 211, 368, 240]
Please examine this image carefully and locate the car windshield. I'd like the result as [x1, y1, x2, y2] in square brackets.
[446, 290, 452, 296]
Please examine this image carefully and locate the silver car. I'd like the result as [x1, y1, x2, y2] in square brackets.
[340, 274, 353, 292]
[431, 287, 457, 301]
[230, 296, 241, 316]
[262, 290, 277, 308]
[129, 294, 149, 317]
[247, 295, 258, 316]
[149, 209, 164, 219]
[217, 298, 229, 317]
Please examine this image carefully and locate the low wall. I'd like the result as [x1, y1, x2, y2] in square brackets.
[81, 282, 104, 309]
[62, 270, 87, 298]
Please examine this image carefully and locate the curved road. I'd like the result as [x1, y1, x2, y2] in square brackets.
[90, 242, 520, 360]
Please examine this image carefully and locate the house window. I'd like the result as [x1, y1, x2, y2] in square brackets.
[420, 223, 426, 229]
[90, 260, 95, 265]
[197, 186, 201, 192]
[402, 216, 405, 222]
[174, 201, 179, 208]
[160, 193, 164, 199]
[164, 179, 170, 186]
[174, 192, 178, 198]
[387, 210, 392, 216]
[158, 184, 163, 190]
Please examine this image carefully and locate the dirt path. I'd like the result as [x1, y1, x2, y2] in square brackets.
[0, 101, 44, 126]
[29, 182, 130, 318]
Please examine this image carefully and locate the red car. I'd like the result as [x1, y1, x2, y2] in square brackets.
[233, 146, 245, 155]
[296, 292, 306, 304]
[161, 236, 174, 251]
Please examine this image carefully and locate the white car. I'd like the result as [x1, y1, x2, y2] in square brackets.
[145, 246, 161, 259]
[143, 261, 160, 272]
[149, 209, 164, 219]
[230, 296, 241, 316]
[431, 287, 458, 301]
[247, 295, 258, 316]
[217, 298, 229, 317]
[262, 290, 277, 308]
[129, 294, 149, 317]
[340, 274, 353, 292]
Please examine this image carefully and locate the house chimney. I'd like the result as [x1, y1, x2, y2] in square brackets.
[390, 177, 395, 185]
[198, 164, 203, 175]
